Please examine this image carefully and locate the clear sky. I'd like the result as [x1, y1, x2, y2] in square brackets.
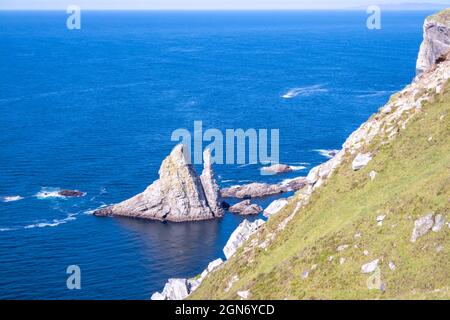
[0, 0, 449, 10]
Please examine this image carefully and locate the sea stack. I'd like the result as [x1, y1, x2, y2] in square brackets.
[94, 144, 224, 222]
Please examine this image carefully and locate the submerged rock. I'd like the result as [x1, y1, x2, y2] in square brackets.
[94, 145, 223, 222]
[58, 190, 86, 197]
[228, 200, 263, 215]
[223, 219, 265, 259]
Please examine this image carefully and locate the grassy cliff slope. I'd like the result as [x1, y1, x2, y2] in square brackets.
[190, 57, 450, 300]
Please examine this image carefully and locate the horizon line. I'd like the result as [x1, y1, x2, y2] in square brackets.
[0, 7, 447, 12]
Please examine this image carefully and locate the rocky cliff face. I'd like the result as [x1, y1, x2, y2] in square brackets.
[94, 144, 224, 222]
[416, 9, 450, 75]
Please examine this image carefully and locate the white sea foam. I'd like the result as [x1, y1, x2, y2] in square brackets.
[289, 165, 306, 171]
[237, 163, 257, 168]
[1, 195, 24, 202]
[23, 214, 77, 229]
[35, 188, 65, 199]
[356, 90, 396, 98]
[315, 149, 340, 158]
[84, 204, 108, 215]
[282, 84, 328, 99]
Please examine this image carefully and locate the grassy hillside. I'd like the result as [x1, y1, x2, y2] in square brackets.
[190, 80, 450, 300]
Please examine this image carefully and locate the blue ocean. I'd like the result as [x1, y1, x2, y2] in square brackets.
[0, 10, 432, 299]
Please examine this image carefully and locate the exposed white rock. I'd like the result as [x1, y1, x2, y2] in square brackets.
[94, 144, 222, 222]
[361, 259, 379, 274]
[339, 257, 346, 265]
[363, 250, 369, 256]
[432, 214, 445, 232]
[150, 292, 166, 300]
[306, 166, 320, 185]
[223, 219, 265, 259]
[389, 261, 396, 271]
[153, 257, 224, 299]
[411, 213, 434, 242]
[416, 10, 450, 75]
[225, 275, 239, 293]
[352, 153, 372, 171]
[258, 239, 270, 249]
[306, 151, 345, 189]
[152, 278, 191, 301]
[263, 198, 289, 218]
[206, 258, 224, 273]
[237, 290, 250, 300]
[369, 170, 377, 181]
[337, 244, 349, 252]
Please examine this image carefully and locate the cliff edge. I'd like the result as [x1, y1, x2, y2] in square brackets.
[417, 9, 450, 74]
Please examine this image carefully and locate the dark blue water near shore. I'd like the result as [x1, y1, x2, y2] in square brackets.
[0, 10, 433, 299]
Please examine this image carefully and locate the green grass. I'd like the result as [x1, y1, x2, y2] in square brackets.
[190, 82, 450, 300]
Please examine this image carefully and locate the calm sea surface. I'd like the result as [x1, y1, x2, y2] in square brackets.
[0, 10, 432, 299]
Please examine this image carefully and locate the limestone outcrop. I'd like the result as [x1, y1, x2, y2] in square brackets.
[263, 198, 289, 218]
[352, 153, 372, 171]
[228, 200, 263, 215]
[223, 219, 265, 259]
[416, 9, 450, 75]
[221, 177, 307, 199]
[151, 258, 224, 300]
[94, 144, 224, 222]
